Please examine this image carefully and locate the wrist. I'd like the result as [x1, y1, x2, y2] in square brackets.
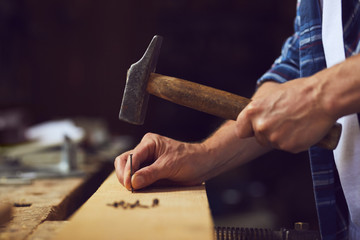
[314, 55, 360, 119]
[303, 74, 339, 121]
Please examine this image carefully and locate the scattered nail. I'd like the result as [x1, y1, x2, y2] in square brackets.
[13, 203, 32, 208]
[107, 199, 159, 209]
[152, 198, 159, 207]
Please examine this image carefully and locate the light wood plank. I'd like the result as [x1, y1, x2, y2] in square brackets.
[0, 177, 83, 240]
[0, 162, 112, 240]
[28, 221, 68, 240]
[53, 172, 214, 240]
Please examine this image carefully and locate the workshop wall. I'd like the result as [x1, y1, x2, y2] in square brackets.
[0, 0, 296, 141]
[0, 0, 318, 231]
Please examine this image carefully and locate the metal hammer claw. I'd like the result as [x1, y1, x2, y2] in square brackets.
[119, 35, 341, 150]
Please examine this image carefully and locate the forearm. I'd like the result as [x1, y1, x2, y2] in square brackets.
[315, 54, 360, 119]
[200, 81, 280, 171]
[200, 121, 270, 179]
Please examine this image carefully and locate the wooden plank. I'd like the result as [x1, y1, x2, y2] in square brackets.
[0, 177, 83, 240]
[27, 221, 68, 240]
[54, 172, 214, 240]
[0, 162, 113, 240]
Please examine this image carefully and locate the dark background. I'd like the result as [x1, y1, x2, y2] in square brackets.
[1, 0, 318, 230]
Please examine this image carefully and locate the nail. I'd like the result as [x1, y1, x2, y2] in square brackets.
[152, 198, 159, 207]
[130, 154, 134, 193]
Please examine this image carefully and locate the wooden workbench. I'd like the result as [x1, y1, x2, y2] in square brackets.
[0, 161, 113, 240]
[53, 172, 214, 240]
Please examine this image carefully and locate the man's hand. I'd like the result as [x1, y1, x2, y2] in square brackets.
[114, 122, 269, 190]
[114, 133, 212, 191]
[236, 79, 337, 153]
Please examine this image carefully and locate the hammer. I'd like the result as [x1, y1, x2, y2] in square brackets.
[119, 35, 341, 150]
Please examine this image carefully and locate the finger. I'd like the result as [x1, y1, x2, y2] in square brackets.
[131, 162, 169, 189]
[114, 151, 131, 187]
[236, 110, 254, 138]
[124, 133, 160, 190]
[250, 117, 273, 148]
[123, 154, 133, 190]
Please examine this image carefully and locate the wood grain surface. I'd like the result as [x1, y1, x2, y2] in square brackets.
[0, 177, 84, 240]
[53, 172, 214, 240]
[0, 162, 112, 240]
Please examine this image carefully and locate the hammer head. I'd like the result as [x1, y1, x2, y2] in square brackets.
[119, 35, 163, 125]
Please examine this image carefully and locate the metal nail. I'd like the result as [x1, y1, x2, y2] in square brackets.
[130, 154, 134, 193]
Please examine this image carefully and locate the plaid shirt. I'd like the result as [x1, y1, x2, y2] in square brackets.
[257, 0, 360, 239]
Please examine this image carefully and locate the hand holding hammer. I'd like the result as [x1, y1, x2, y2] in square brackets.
[119, 35, 341, 150]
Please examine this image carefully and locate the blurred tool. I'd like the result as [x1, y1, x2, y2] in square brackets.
[119, 35, 341, 150]
[0, 119, 133, 184]
[0, 109, 27, 145]
[0, 133, 84, 183]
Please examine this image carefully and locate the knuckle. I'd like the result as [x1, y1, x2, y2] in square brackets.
[142, 132, 160, 140]
[143, 132, 153, 139]
[243, 105, 256, 118]
[268, 133, 280, 146]
[141, 132, 163, 148]
[246, 101, 262, 114]
[239, 104, 256, 122]
[246, 101, 256, 111]
[254, 119, 269, 134]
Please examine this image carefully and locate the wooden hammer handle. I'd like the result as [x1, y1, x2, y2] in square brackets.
[147, 73, 341, 150]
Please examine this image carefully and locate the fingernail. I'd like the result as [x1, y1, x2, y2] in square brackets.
[132, 175, 145, 189]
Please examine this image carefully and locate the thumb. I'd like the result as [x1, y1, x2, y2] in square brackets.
[236, 110, 254, 138]
[131, 164, 166, 189]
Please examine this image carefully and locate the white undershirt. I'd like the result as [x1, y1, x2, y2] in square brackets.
[322, 0, 360, 236]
